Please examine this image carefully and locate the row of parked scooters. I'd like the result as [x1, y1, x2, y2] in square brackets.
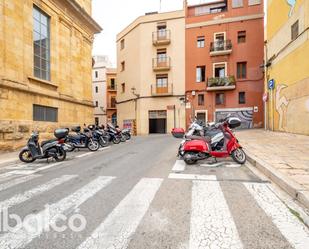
[19, 123, 131, 163]
[172, 115, 247, 165]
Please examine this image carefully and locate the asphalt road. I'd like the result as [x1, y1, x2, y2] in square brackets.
[0, 135, 308, 249]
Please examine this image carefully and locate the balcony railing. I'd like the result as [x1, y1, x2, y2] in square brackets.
[107, 102, 117, 109]
[152, 56, 171, 71]
[210, 40, 232, 56]
[151, 83, 173, 96]
[207, 76, 236, 91]
[152, 30, 171, 46]
[107, 85, 117, 91]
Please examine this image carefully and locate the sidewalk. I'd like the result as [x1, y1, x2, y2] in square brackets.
[237, 129, 309, 209]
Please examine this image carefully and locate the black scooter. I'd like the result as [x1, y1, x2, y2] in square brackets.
[19, 129, 67, 163]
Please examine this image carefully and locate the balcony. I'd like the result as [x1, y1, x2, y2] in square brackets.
[107, 85, 117, 91]
[207, 76, 236, 91]
[210, 40, 232, 56]
[152, 30, 171, 46]
[107, 103, 117, 109]
[152, 57, 171, 71]
[151, 84, 173, 96]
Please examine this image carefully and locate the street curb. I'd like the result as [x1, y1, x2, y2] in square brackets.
[244, 149, 309, 210]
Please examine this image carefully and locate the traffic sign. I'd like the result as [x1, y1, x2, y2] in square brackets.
[268, 79, 275, 90]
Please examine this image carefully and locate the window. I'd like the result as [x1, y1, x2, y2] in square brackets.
[248, 0, 261, 6]
[95, 101, 98, 107]
[232, 0, 243, 8]
[95, 86, 98, 93]
[198, 94, 204, 106]
[239, 92, 246, 104]
[157, 49, 167, 61]
[291, 20, 299, 41]
[214, 63, 226, 78]
[33, 104, 58, 122]
[197, 36, 205, 48]
[156, 74, 168, 87]
[215, 93, 224, 105]
[95, 71, 98, 78]
[95, 117, 99, 126]
[111, 78, 115, 89]
[237, 62, 247, 79]
[120, 39, 125, 50]
[196, 66, 206, 82]
[33, 6, 50, 81]
[111, 97, 116, 108]
[121, 61, 125, 71]
[238, 31, 246, 43]
[121, 83, 125, 93]
[157, 22, 167, 39]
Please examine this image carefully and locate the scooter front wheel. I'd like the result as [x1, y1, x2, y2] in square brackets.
[87, 140, 99, 151]
[113, 137, 121, 144]
[231, 148, 246, 164]
[183, 152, 198, 165]
[19, 149, 36, 163]
[55, 147, 66, 162]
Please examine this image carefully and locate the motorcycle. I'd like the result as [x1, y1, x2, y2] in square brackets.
[119, 127, 131, 140]
[88, 125, 109, 147]
[66, 126, 99, 152]
[179, 117, 246, 165]
[19, 129, 67, 163]
[106, 124, 122, 144]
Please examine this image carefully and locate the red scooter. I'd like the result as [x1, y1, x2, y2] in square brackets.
[181, 117, 246, 165]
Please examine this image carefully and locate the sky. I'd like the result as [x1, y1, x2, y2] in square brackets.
[92, 0, 207, 66]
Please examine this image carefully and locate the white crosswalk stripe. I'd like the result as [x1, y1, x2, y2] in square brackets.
[0, 176, 115, 249]
[0, 175, 77, 210]
[0, 174, 41, 192]
[244, 183, 309, 249]
[190, 180, 243, 249]
[77, 178, 163, 249]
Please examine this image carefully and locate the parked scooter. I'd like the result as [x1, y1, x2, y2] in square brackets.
[87, 124, 109, 147]
[116, 126, 131, 141]
[179, 117, 246, 165]
[106, 124, 122, 144]
[19, 129, 67, 163]
[66, 126, 99, 152]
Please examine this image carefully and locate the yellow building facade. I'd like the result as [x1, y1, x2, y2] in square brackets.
[116, 11, 186, 135]
[266, 0, 309, 135]
[0, 0, 101, 150]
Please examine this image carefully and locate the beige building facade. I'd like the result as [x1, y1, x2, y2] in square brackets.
[92, 55, 112, 126]
[116, 10, 186, 135]
[0, 0, 101, 150]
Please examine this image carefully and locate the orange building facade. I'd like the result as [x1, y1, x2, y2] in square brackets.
[185, 0, 264, 128]
[106, 69, 117, 125]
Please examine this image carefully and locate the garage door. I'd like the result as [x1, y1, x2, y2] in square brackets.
[149, 110, 167, 134]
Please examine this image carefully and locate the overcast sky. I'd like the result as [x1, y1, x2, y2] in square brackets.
[92, 0, 207, 66]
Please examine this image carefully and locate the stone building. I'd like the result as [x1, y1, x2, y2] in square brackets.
[0, 0, 102, 150]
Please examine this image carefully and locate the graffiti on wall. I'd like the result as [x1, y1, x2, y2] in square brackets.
[275, 80, 309, 134]
[215, 109, 253, 129]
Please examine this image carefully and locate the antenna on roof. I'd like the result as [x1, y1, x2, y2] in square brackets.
[159, 0, 162, 12]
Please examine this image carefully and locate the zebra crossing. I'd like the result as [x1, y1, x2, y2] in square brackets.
[0, 161, 308, 249]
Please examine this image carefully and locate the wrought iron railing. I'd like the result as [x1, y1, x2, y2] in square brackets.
[210, 40, 232, 52]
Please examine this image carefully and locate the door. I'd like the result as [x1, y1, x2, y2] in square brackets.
[149, 110, 167, 134]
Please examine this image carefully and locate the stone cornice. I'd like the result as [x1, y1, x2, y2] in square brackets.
[51, 0, 102, 34]
[0, 78, 94, 108]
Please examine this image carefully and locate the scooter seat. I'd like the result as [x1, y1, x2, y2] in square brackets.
[41, 139, 57, 147]
[186, 135, 211, 143]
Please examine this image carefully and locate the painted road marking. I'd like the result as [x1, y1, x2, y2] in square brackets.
[0, 176, 115, 249]
[77, 178, 163, 249]
[244, 183, 309, 249]
[98, 146, 111, 151]
[168, 173, 217, 181]
[0, 174, 41, 192]
[76, 152, 94, 158]
[172, 160, 186, 172]
[190, 181, 243, 249]
[200, 162, 241, 168]
[0, 175, 77, 210]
